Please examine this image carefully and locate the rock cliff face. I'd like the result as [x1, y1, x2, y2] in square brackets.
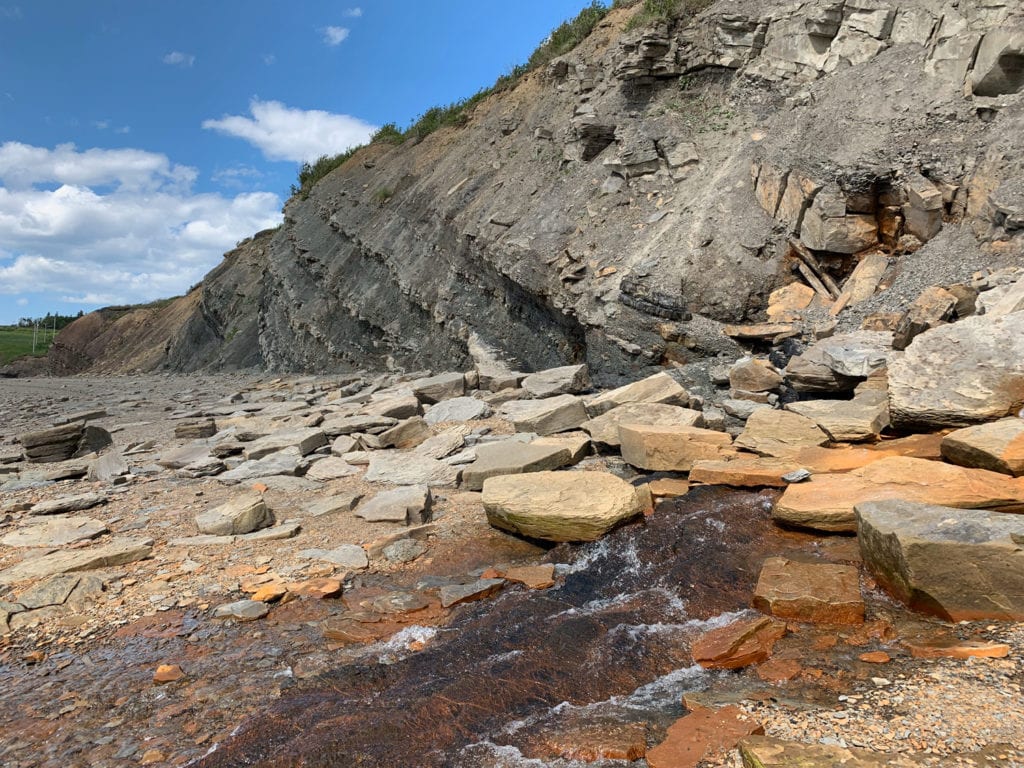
[43, 0, 1024, 381]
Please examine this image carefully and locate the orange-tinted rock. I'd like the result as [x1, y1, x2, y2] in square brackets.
[321, 617, 381, 644]
[153, 664, 185, 684]
[290, 578, 343, 599]
[251, 583, 288, 603]
[646, 705, 764, 768]
[140, 749, 167, 765]
[752, 557, 864, 625]
[774, 456, 1024, 532]
[858, 651, 892, 664]
[503, 564, 556, 590]
[868, 432, 946, 460]
[533, 722, 648, 762]
[906, 638, 1010, 659]
[647, 477, 691, 497]
[756, 657, 803, 682]
[691, 615, 787, 670]
[619, 424, 736, 472]
[941, 418, 1024, 476]
[689, 457, 800, 488]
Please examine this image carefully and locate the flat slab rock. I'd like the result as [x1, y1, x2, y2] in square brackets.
[482, 470, 647, 542]
[461, 441, 572, 491]
[501, 394, 588, 436]
[217, 447, 303, 483]
[941, 417, 1024, 476]
[691, 615, 788, 670]
[735, 409, 830, 457]
[785, 393, 890, 443]
[620, 424, 735, 472]
[774, 455, 1024, 532]
[424, 396, 490, 425]
[752, 557, 864, 625]
[647, 705, 764, 768]
[439, 578, 504, 608]
[195, 493, 273, 536]
[298, 544, 369, 569]
[355, 485, 432, 525]
[0, 537, 153, 585]
[30, 492, 107, 516]
[582, 403, 703, 448]
[213, 599, 269, 621]
[739, 735, 928, 767]
[856, 499, 1024, 621]
[1, 516, 108, 548]
[521, 364, 590, 398]
[364, 453, 459, 487]
[689, 457, 802, 488]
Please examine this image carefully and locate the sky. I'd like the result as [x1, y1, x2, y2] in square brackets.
[0, 0, 598, 324]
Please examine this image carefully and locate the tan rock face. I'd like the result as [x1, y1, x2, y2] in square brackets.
[752, 557, 864, 625]
[785, 393, 890, 443]
[775, 455, 1024, 532]
[739, 736, 923, 767]
[619, 424, 735, 471]
[689, 457, 799, 488]
[905, 638, 1010, 660]
[729, 358, 783, 393]
[482, 471, 645, 542]
[766, 283, 816, 321]
[735, 409, 830, 457]
[941, 418, 1024, 476]
[584, 372, 690, 418]
[582, 403, 703, 447]
[691, 615, 787, 670]
[647, 706, 764, 768]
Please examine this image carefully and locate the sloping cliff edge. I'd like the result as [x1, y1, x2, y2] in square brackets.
[26, 0, 1024, 382]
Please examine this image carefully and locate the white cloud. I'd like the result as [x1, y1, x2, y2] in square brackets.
[16, 297, 27, 306]
[322, 26, 349, 45]
[202, 99, 376, 163]
[92, 119, 110, 130]
[0, 142, 282, 308]
[262, 53, 276, 66]
[343, 8, 362, 17]
[211, 165, 264, 190]
[163, 51, 195, 67]
[114, 125, 131, 134]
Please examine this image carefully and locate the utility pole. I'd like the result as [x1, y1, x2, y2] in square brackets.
[32, 320, 38, 354]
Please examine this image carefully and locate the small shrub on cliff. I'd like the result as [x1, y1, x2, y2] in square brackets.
[527, 1, 609, 70]
[291, 148, 362, 199]
[624, 0, 713, 30]
[371, 123, 404, 144]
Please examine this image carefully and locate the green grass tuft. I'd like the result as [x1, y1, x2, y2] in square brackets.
[623, 0, 713, 31]
[0, 326, 54, 365]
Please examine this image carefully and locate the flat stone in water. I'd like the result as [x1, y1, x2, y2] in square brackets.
[369, 591, 430, 614]
[439, 578, 504, 608]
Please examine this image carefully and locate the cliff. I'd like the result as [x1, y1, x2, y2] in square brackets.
[40, 0, 1024, 381]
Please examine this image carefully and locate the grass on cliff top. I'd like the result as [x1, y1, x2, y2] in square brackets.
[0, 326, 53, 365]
[289, 2, 610, 200]
[618, 0, 715, 30]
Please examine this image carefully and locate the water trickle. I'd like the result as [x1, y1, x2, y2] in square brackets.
[198, 486, 822, 767]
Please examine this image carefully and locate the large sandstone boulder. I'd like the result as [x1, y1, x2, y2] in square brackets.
[752, 557, 864, 625]
[735, 409, 829, 457]
[521, 364, 590, 398]
[785, 391, 890, 443]
[500, 395, 588, 435]
[856, 499, 1024, 621]
[195, 494, 273, 536]
[482, 471, 647, 542]
[461, 442, 572, 491]
[585, 372, 690, 417]
[888, 313, 1024, 430]
[620, 424, 735, 472]
[784, 332, 892, 393]
[774, 456, 1024, 532]
[582, 403, 703, 448]
[940, 418, 1024, 476]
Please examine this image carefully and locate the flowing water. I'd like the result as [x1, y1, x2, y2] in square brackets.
[196, 486, 838, 767]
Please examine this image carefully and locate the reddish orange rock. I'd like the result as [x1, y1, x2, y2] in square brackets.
[752, 557, 864, 625]
[756, 657, 802, 682]
[858, 651, 892, 664]
[905, 638, 1010, 659]
[153, 664, 185, 684]
[251, 583, 288, 603]
[691, 615, 787, 670]
[480, 567, 503, 580]
[503, 564, 556, 590]
[646, 705, 764, 768]
[289, 578, 343, 599]
[251, 482, 269, 493]
[536, 722, 648, 762]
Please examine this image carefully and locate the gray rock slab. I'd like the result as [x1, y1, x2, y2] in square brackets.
[461, 442, 572, 491]
[0, 537, 154, 584]
[500, 394, 588, 435]
[213, 599, 269, 621]
[522, 364, 591, 398]
[383, 539, 427, 563]
[356, 485, 433, 524]
[424, 397, 491, 425]
[157, 441, 217, 470]
[856, 499, 1024, 621]
[941, 418, 1024, 476]
[240, 522, 302, 542]
[30, 493, 107, 516]
[440, 578, 504, 608]
[305, 492, 364, 517]
[15, 573, 82, 609]
[248, 475, 323, 492]
[217, 447, 303, 483]
[330, 434, 358, 456]
[890, 313, 1024, 429]
[87, 452, 129, 482]
[584, 372, 690, 417]
[321, 414, 397, 437]
[414, 426, 470, 460]
[412, 372, 466, 404]
[582, 403, 703, 447]
[243, 428, 326, 460]
[195, 493, 273, 536]
[298, 544, 368, 569]
[364, 453, 460, 487]
[2, 516, 108, 548]
[304, 456, 359, 481]
[168, 534, 237, 547]
[786, 395, 890, 442]
[785, 332, 892, 393]
[364, 394, 421, 420]
[378, 416, 432, 449]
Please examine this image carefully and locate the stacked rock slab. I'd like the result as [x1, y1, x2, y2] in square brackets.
[856, 499, 1024, 621]
[620, 424, 735, 472]
[19, 421, 112, 463]
[940, 418, 1024, 476]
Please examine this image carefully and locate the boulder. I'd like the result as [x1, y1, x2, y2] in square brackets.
[530, 432, 592, 462]
[415, 426, 470, 460]
[620, 424, 735, 472]
[378, 416, 432, 449]
[729, 358, 782, 393]
[691, 615, 787, 670]
[365, 394, 421, 419]
[424, 396, 490, 425]
[195, 493, 273, 536]
[752, 557, 864, 625]
[582, 403, 703, 448]
[411, 372, 465, 404]
[304, 491, 364, 517]
[356, 486, 433, 524]
[784, 331, 892, 393]
[735, 409, 830, 457]
[891, 286, 956, 351]
[213, 599, 269, 621]
[940, 418, 1024, 476]
[174, 419, 217, 439]
[888, 313, 1024, 429]
[461, 442, 572, 491]
[856, 499, 1024, 621]
[364, 453, 460, 486]
[243, 428, 327, 460]
[304, 456, 359, 481]
[521, 364, 590, 398]
[774, 455, 1024, 532]
[87, 452, 129, 482]
[321, 414, 397, 436]
[785, 392, 890, 443]
[585, 372, 690, 417]
[217, 447, 304, 483]
[501, 395, 588, 435]
[482, 471, 646, 542]
[19, 421, 112, 463]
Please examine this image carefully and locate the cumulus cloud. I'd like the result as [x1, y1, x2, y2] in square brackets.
[343, 8, 362, 17]
[0, 142, 281, 309]
[322, 26, 349, 45]
[202, 99, 376, 163]
[163, 51, 195, 67]
[0, 6, 22, 19]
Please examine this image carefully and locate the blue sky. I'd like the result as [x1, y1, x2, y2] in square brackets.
[0, 0, 598, 324]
